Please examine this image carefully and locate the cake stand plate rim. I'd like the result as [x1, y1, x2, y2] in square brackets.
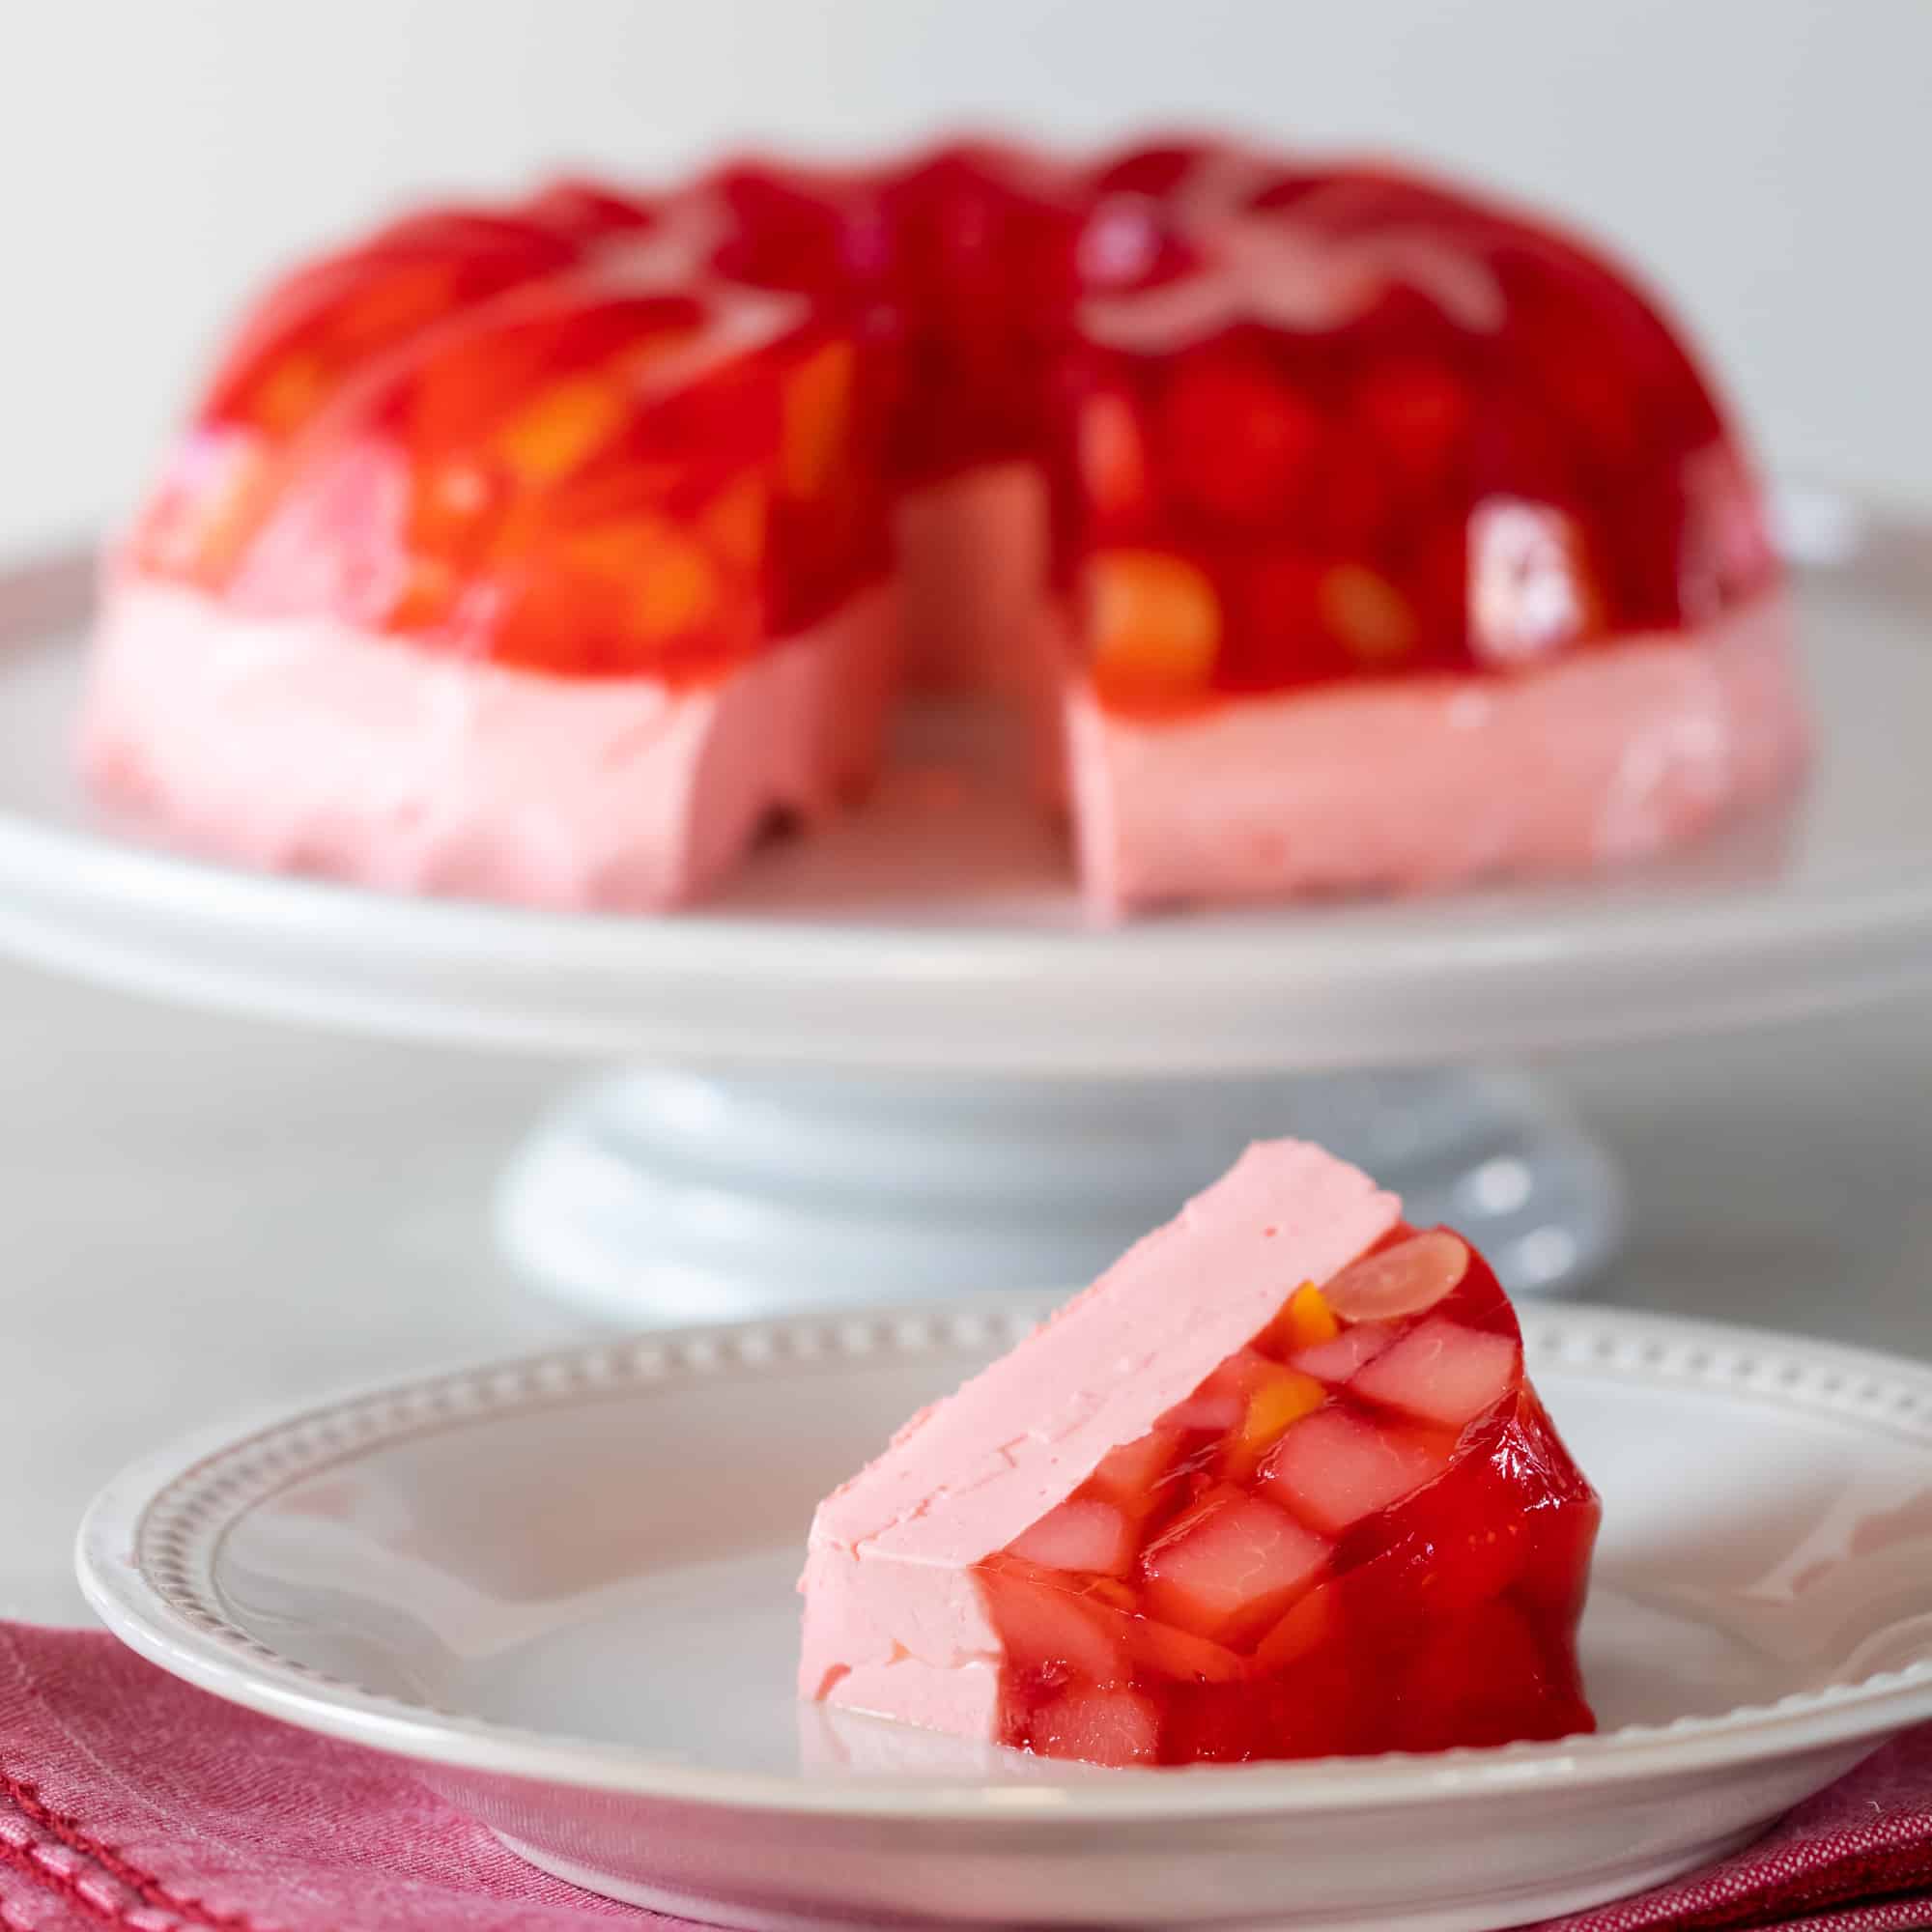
[0, 486, 1926, 1072]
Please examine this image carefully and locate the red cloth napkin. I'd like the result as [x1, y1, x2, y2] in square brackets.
[4, 1623, 1931, 1932]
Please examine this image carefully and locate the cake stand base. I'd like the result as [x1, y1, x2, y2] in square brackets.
[495, 1065, 1624, 1324]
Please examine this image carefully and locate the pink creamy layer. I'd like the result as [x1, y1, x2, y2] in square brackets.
[1066, 591, 1807, 919]
[798, 1140, 1401, 1733]
[80, 579, 897, 912]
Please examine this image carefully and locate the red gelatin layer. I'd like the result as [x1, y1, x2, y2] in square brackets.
[975, 1228, 1599, 1765]
[135, 258, 890, 684]
[123, 143, 1778, 708]
[1057, 166, 1777, 714]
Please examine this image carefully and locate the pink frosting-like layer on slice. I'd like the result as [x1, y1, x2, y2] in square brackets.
[798, 1139, 1401, 1734]
[1065, 591, 1807, 920]
[79, 578, 898, 912]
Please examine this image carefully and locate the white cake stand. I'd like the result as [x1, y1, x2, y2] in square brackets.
[2, 487, 1927, 1322]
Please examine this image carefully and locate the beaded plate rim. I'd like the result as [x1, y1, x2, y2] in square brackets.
[77, 1297, 1932, 1821]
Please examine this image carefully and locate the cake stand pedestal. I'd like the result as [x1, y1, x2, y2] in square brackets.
[0, 490, 1925, 1321]
[497, 1065, 1624, 1321]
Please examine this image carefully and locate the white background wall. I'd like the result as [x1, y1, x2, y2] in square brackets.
[2, 0, 1923, 561]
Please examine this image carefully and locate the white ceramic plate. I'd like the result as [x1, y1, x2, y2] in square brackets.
[79, 1298, 1932, 1932]
[5, 490, 1932, 1073]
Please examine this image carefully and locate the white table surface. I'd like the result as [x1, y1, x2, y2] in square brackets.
[4, 956, 1929, 1630]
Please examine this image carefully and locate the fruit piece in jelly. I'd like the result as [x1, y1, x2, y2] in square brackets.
[1085, 549, 1222, 707]
[1140, 1487, 1331, 1643]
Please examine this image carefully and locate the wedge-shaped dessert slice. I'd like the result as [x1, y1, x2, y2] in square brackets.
[799, 1140, 1598, 1766]
[83, 201, 896, 913]
[1054, 165, 1804, 917]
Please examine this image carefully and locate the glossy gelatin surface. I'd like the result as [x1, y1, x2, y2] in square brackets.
[125, 142, 1777, 700]
[975, 1227, 1599, 1766]
[702, 141, 1090, 484]
[129, 197, 890, 684]
[1060, 164, 1778, 715]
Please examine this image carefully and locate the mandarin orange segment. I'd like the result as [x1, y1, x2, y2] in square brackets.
[1226, 1368, 1326, 1481]
[497, 377, 628, 484]
[628, 525, 721, 640]
[1277, 1282, 1340, 1350]
[781, 340, 856, 499]
[1087, 550, 1221, 695]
